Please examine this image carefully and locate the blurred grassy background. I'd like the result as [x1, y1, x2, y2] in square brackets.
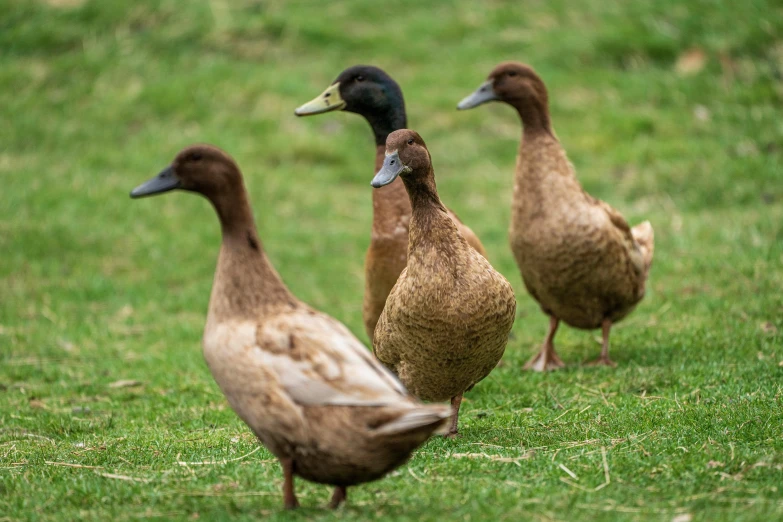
[1, 0, 782, 521]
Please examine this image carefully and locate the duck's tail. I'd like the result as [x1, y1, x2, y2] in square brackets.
[374, 404, 451, 436]
[631, 220, 654, 277]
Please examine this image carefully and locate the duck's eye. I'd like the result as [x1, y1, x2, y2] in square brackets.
[356, 75, 365, 82]
[407, 138, 414, 145]
[190, 152, 203, 161]
[508, 71, 518, 77]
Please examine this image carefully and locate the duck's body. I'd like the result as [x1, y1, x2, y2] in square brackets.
[510, 132, 651, 329]
[203, 307, 444, 488]
[370, 130, 516, 436]
[131, 145, 449, 509]
[296, 66, 486, 340]
[458, 62, 654, 370]
[375, 214, 514, 402]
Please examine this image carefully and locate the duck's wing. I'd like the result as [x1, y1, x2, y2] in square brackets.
[582, 190, 633, 238]
[254, 310, 409, 408]
[583, 190, 652, 276]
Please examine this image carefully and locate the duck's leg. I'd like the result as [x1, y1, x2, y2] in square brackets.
[329, 486, 347, 509]
[524, 316, 564, 371]
[586, 319, 617, 367]
[445, 394, 463, 438]
[281, 458, 300, 509]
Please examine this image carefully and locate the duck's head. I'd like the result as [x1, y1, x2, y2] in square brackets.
[371, 129, 431, 188]
[130, 144, 242, 200]
[295, 65, 403, 118]
[457, 61, 548, 112]
[295, 65, 406, 145]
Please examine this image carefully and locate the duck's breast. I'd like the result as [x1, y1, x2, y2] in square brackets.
[376, 252, 515, 401]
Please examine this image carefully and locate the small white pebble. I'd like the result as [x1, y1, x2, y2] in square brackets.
[693, 105, 710, 122]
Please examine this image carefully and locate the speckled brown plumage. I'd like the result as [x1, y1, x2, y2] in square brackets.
[365, 145, 487, 343]
[458, 62, 654, 370]
[131, 144, 450, 510]
[295, 66, 486, 341]
[371, 130, 516, 436]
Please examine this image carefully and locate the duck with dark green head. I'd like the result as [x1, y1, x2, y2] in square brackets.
[296, 65, 487, 342]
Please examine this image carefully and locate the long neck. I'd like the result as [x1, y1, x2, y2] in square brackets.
[401, 170, 456, 255]
[371, 145, 413, 236]
[512, 95, 553, 137]
[365, 105, 407, 146]
[207, 186, 296, 323]
[515, 126, 583, 209]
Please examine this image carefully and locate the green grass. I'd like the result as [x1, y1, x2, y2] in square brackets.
[2, 0, 782, 520]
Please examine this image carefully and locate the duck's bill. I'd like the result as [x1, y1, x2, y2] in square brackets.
[130, 166, 181, 198]
[457, 80, 498, 110]
[294, 83, 346, 116]
[371, 151, 409, 188]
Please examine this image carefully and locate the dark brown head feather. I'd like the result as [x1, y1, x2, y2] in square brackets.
[487, 62, 551, 133]
[385, 129, 431, 174]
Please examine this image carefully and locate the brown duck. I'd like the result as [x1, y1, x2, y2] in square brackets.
[130, 145, 450, 509]
[457, 62, 654, 370]
[295, 65, 487, 341]
[370, 130, 516, 437]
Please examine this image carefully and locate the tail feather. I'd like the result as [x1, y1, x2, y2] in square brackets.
[374, 404, 451, 436]
[631, 220, 654, 275]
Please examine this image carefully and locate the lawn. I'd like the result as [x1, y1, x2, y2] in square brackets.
[1, 0, 782, 520]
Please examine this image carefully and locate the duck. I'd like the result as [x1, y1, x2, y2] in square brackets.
[370, 130, 516, 437]
[295, 65, 487, 341]
[129, 144, 450, 509]
[457, 62, 654, 370]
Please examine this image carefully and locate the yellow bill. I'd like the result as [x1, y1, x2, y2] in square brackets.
[294, 83, 346, 116]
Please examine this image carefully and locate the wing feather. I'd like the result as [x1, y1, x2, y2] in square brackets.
[254, 309, 408, 408]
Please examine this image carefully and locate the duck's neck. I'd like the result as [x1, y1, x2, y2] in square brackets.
[401, 171, 455, 254]
[207, 186, 295, 323]
[371, 145, 413, 236]
[511, 96, 553, 137]
[515, 122, 583, 210]
[365, 105, 406, 147]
